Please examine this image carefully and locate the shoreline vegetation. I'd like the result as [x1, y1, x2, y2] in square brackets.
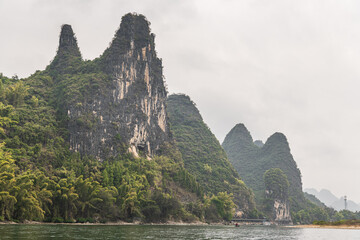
[1, 220, 360, 230]
[0, 220, 208, 226]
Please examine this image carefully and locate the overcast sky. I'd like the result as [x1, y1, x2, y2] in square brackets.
[1, 0, 360, 203]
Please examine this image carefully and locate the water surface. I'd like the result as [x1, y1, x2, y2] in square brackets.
[0, 224, 359, 239]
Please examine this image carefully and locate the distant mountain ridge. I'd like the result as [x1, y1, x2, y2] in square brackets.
[222, 124, 304, 205]
[304, 188, 360, 212]
[222, 123, 323, 223]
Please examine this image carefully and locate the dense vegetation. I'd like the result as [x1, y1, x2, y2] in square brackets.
[0, 13, 239, 223]
[263, 168, 289, 200]
[0, 71, 239, 223]
[313, 219, 360, 226]
[222, 124, 304, 208]
[166, 94, 256, 216]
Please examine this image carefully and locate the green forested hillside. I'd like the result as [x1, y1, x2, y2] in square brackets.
[304, 192, 327, 208]
[0, 13, 239, 223]
[166, 94, 255, 215]
[0, 73, 205, 223]
[222, 123, 332, 223]
[0, 67, 239, 223]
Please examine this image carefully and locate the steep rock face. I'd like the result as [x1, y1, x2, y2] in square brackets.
[52, 14, 169, 160]
[166, 95, 255, 212]
[222, 124, 305, 213]
[273, 200, 291, 222]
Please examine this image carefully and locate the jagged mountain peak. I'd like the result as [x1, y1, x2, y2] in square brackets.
[263, 132, 290, 150]
[57, 24, 81, 57]
[167, 94, 202, 122]
[48, 24, 82, 73]
[267, 132, 287, 142]
[223, 123, 254, 147]
[102, 13, 154, 62]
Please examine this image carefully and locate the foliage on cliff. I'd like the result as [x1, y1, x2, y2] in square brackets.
[166, 94, 255, 215]
[0, 76, 233, 223]
[264, 168, 289, 200]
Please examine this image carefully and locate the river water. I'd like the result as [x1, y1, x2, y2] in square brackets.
[0, 225, 359, 239]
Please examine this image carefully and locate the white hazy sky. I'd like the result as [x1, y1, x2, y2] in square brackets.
[1, 0, 360, 203]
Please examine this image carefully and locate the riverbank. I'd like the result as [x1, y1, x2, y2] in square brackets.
[0, 220, 214, 226]
[289, 224, 360, 230]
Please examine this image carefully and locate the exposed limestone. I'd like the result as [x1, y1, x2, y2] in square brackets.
[62, 13, 169, 160]
[273, 200, 291, 222]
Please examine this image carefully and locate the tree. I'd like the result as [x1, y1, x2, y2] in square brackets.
[0, 145, 17, 220]
[53, 178, 79, 221]
[75, 176, 102, 218]
[209, 192, 236, 221]
[263, 168, 289, 200]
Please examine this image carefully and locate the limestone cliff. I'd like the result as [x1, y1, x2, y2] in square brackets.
[51, 14, 169, 160]
[272, 199, 291, 223]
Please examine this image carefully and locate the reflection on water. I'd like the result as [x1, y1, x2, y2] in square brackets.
[0, 224, 359, 240]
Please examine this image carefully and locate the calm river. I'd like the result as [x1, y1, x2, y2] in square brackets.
[0, 225, 359, 239]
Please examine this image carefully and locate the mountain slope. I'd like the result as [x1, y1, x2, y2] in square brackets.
[304, 192, 327, 208]
[222, 123, 312, 221]
[166, 95, 255, 213]
[304, 188, 338, 207]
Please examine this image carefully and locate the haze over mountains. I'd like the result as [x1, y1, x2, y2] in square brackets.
[305, 188, 360, 212]
[2, 1, 360, 203]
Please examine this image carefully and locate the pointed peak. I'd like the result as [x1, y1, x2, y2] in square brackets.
[233, 123, 249, 132]
[57, 24, 81, 57]
[48, 24, 82, 73]
[223, 123, 254, 146]
[232, 123, 253, 140]
[117, 13, 150, 35]
[263, 132, 290, 150]
[267, 132, 288, 143]
[102, 13, 153, 61]
[167, 94, 202, 121]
